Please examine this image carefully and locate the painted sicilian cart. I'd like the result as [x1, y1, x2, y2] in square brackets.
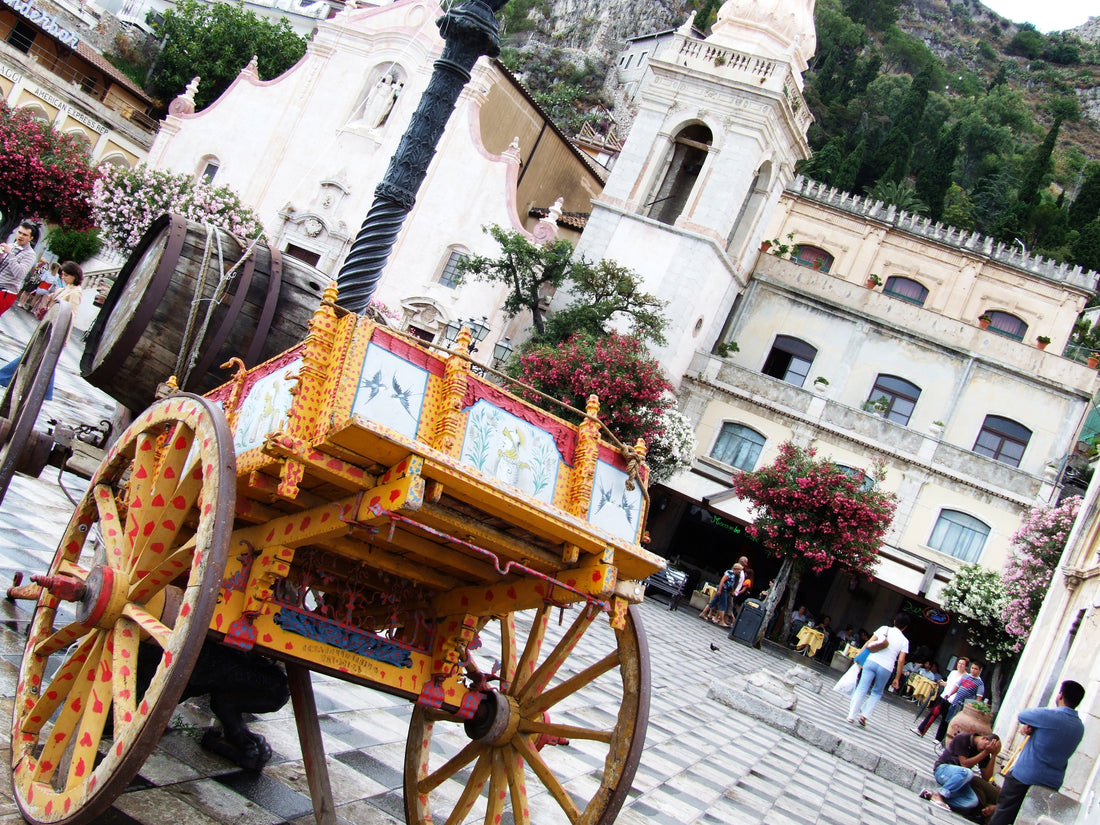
[9, 283, 664, 825]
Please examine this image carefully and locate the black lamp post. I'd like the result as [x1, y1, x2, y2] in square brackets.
[492, 336, 513, 369]
[335, 0, 508, 313]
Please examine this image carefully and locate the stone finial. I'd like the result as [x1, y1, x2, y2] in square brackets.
[549, 196, 564, 222]
[168, 76, 200, 117]
[502, 136, 522, 163]
[243, 55, 259, 77]
[678, 10, 696, 35]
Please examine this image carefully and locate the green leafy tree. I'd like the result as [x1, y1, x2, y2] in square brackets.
[543, 258, 668, 346]
[1006, 26, 1043, 60]
[457, 226, 576, 336]
[940, 564, 1017, 709]
[1017, 98, 1078, 207]
[459, 226, 666, 343]
[867, 179, 928, 214]
[915, 121, 961, 221]
[1073, 218, 1100, 272]
[800, 137, 845, 187]
[148, 0, 309, 109]
[1069, 164, 1100, 230]
[942, 183, 976, 231]
[45, 226, 103, 263]
[730, 443, 896, 645]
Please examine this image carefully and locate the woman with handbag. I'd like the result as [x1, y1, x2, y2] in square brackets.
[846, 612, 911, 727]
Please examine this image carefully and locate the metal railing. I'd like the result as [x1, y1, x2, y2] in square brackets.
[3, 30, 157, 133]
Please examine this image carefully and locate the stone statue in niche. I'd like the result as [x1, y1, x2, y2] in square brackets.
[354, 73, 404, 129]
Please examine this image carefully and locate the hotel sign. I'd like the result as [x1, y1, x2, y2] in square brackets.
[2, 0, 81, 49]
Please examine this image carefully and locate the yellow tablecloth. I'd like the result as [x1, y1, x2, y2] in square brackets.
[796, 626, 825, 656]
[909, 675, 937, 703]
[702, 584, 717, 598]
[842, 643, 859, 658]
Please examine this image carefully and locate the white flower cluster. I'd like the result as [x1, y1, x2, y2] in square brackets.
[90, 163, 265, 252]
[643, 406, 697, 484]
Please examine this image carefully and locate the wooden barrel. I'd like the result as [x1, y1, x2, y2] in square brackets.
[81, 214, 326, 412]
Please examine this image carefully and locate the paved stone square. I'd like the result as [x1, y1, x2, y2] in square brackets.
[0, 307, 964, 825]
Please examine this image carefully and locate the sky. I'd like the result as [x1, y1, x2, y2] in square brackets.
[979, 0, 1094, 34]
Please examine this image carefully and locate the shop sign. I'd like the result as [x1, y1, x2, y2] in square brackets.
[1, 64, 23, 83]
[28, 84, 108, 133]
[902, 597, 951, 625]
[2, 0, 81, 49]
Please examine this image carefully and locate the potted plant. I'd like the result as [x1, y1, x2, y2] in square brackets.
[978, 313, 992, 330]
[929, 419, 945, 437]
[865, 273, 883, 289]
[759, 239, 772, 252]
[1037, 335, 1051, 350]
[862, 396, 890, 416]
[813, 376, 829, 392]
[715, 341, 739, 358]
[1089, 352, 1100, 369]
[766, 233, 795, 258]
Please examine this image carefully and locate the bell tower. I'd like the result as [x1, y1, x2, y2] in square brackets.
[573, 2, 816, 380]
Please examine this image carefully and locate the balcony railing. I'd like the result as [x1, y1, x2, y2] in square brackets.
[3, 31, 157, 133]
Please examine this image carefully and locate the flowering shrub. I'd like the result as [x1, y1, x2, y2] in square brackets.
[730, 442, 896, 643]
[1001, 496, 1081, 651]
[0, 101, 98, 235]
[941, 563, 1016, 665]
[731, 442, 895, 575]
[90, 163, 265, 251]
[643, 406, 696, 484]
[514, 332, 673, 449]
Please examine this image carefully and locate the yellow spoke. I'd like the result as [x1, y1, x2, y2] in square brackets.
[129, 437, 203, 565]
[418, 739, 483, 795]
[523, 650, 620, 715]
[503, 744, 531, 825]
[120, 603, 173, 649]
[515, 607, 596, 704]
[55, 559, 88, 580]
[483, 750, 507, 825]
[21, 634, 98, 736]
[444, 751, 492, 825]
[513, 733, 580, 824]
[511, 605, 551, 696]
[93, 483, 127, 569]
[129, 538, 196, 603]
[518, 719, 613, 744]
[123, 431, 159, 558]
[499, 614, 517, 692]
[33, 633, 106, 786]
[65, 650, 113, 791]
[111, 618, 139, 732]
[33, 620, 90, 658]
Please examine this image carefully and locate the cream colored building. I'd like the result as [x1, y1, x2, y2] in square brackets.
[1, 0, 156, 168]
[993, 468, 1100, 825]
[146, 0, 604, 361]
[653, 176, 1098, 661]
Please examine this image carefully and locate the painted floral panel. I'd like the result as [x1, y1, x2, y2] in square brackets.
[460, 400, 560, 503]
[234, 360, 301, 453]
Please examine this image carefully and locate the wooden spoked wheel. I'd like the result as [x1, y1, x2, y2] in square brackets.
[10, 394, 235, 825]
[0, 302, 72, 505]
[404, 603, 650, 825]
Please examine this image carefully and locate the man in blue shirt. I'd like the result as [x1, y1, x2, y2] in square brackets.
[989, 680, 1086, 825]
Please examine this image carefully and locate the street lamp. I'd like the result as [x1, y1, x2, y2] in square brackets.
[442, 318, 462, 347]
[442, 316, 491, 353]
[468, 315, 490, 346]
[492, 336, 513, 369]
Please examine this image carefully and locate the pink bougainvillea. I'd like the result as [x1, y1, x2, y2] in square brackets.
[514, 331, 673, 449]
[731, 441, 896, 576]
[0, 101, 98, 235]
[1002, 496, 1082, 651]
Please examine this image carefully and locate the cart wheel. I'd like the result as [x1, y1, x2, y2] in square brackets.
[404, 603, 650, 825]
[10, 394, 235, 825]
[0, 302, 72, 505]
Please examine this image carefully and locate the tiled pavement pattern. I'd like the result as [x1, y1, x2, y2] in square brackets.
[0, 304, 965, 825]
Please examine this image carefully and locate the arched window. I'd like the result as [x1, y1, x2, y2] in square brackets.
[197, 155, 220, 183]
[646, 123, 712, 226]
[437, 247, 468, 289]
[762, 335, 816, 387]
[20, 103, 51, 123]
[929, 510, 989, 562]
[726, 161, 772, 255]
[973, 415, 1031, 467]
[867, 374, 921, 425]
[710, 423, 765, 471]
[883, 276, 929, 306]
[983, 310, 1028, 341]
[836, 465, 875, 491]
[791, 244, 834, 272]
[99, 153, 132, 170]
